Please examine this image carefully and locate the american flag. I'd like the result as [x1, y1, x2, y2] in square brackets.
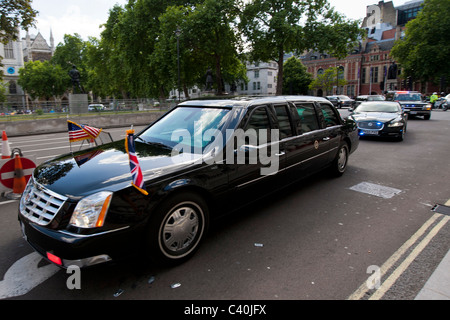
[125, 129, 148, 196]
[68, 120, 102, 143]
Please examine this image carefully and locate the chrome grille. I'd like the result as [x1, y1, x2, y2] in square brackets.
[357, 121, 384, 130]
[19, 177, 68, 226]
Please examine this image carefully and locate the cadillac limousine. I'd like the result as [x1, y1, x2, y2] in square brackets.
[19, 96, 359, 268]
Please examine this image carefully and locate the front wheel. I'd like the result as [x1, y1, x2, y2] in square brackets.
[146, 192, 209, 265]
[330, 143, 349, 177]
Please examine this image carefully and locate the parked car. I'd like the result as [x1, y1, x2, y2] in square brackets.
[337, 95, 355, 108]
[19, 96, 359, 268]
[88, 104, 105, 112]
[354, 95, 385, 107]
[349, 101, 407, 141]
[325, 96, 342, 108]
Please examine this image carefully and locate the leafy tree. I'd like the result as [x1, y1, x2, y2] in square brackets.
[282, 56, 312, 95]
[390, 0, 450, 84]
[0, 81, 7, 102]
[154, 0, 246, 96]
[309, 67, 347, 96]
[0, 0, 37, 44]
[239, 0, 364, 95]
[18, 60, 68, 100]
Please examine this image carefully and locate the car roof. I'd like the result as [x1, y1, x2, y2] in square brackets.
[179, 96, 329, 108]
[357, 101, 400, 107]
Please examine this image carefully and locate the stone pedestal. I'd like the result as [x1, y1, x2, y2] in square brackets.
[69, 94, 88, 114]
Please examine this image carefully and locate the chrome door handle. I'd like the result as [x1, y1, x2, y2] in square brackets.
[322, 137, 331, 141]
[275, 152, 286, 157]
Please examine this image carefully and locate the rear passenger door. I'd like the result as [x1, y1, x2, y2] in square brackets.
[316, 103, 342, 163]
[288, 102, 331, 175]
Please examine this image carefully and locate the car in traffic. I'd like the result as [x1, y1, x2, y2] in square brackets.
[337, 95, 355, 108]
[19, 96, 359, 268]
[354, 95, 385, 107]
[386, 91, 432, 120]
[349, 101, 408, 141]
[325, 96, 342, 108]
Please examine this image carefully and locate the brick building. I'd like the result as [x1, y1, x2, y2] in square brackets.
[302, 0, 441, 97]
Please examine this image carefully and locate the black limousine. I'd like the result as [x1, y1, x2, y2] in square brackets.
[19, 96, 359, 268]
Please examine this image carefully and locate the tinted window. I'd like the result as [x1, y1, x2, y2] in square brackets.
[295, 103, 319, 133]
[319, 104, 340, 127]
[245, 106, 271, 145]
[274, 104, 293, 139]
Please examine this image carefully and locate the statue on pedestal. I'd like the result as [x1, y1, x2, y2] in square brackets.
[69, 65, 85, 94]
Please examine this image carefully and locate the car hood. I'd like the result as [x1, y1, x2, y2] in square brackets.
[33, 140, 203, 198]
[351, 112, 399, 122]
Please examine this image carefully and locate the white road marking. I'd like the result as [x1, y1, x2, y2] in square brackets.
[349, 182, 402, 199]
[0, 252, 59, 299]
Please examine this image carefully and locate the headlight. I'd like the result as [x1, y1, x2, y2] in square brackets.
[425, 104, 432, 111]
[388, 121, 403, 127]
[69, 191, 113, 228]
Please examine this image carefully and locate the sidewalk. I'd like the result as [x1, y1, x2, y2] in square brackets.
[415, 249, 450, 300]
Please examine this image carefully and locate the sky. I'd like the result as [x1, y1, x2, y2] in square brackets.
[23, 0, 411, 46]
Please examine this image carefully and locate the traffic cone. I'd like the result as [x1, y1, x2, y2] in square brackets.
[1, 131, 11, 159]
[12, 152, 27, 194]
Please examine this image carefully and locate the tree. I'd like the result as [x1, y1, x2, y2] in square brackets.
[282, 56, 312, 95]
[390, 0, 450, 84]
[239, 0, 364, 95]
[18, 60, 68, 100]
[0, 0, 38, 44]
[309, 67, 347, 96]
[51, 34, 88, 89]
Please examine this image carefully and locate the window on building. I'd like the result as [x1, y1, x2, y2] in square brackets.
[370, 67, 379, 83]
[4, 42, 14, 59]
[8, 81, 17, 94]
[361, 68, 367, 84]
[254, 70, 259, 78]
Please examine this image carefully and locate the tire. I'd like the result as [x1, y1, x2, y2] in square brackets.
[146, 192, 209, 265]
[330, 143, 349, 177]
[424, 114, 431, 120]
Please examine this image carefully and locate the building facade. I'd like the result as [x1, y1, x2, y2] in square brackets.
[0, 30, 26, 108]
[0, 30, 54, 110]
[302, 0, 441, 98]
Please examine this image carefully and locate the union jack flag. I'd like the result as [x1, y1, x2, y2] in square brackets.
[68, 120, 102, 143]
[125, 129, 148, 196]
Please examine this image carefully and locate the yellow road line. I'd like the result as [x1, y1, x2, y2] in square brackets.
[347, 212, 442, 300]
[369, 214, 450, 300]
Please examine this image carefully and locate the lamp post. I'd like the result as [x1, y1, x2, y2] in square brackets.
[175, 27, 181, 102]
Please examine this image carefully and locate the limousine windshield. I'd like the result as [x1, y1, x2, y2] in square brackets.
[138, 106, 232, 152]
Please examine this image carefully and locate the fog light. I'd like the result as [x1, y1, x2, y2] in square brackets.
[47, 252, 62, 266]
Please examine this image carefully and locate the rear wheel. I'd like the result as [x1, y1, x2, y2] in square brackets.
[146, 192, 209, 265]
[330, 143, 349, 177]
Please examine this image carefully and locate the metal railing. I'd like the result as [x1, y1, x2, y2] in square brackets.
[0, 99, 176, 121]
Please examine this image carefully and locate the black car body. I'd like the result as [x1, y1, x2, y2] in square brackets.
[337, 95, 355, 108]
[325, 96, 342, 108]
[350, 101, 408, 141]
[386, 91, 432, 120]
[18, 96, 359, 268]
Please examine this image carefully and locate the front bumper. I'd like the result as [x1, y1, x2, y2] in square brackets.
[19, 215, 139, 268]
[358, 125, 405, 138]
